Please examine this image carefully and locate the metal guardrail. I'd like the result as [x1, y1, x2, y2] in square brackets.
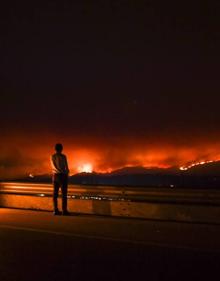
[1, 182, 220, 205]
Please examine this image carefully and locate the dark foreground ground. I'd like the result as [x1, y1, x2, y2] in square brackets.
[0, 208, 220, 281]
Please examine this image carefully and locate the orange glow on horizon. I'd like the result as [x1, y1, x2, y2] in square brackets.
[77, 163, 93, 174]
[1, 132, 220, 178]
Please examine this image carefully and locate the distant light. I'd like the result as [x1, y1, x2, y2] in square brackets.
[29, 174, 34, 178]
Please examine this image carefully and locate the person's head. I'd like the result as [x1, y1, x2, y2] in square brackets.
[55, 143, 63, 153]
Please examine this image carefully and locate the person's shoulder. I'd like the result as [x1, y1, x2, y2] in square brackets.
[51, 153, 57, 158]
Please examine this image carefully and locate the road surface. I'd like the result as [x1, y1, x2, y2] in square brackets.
[0, 208, 220, 281]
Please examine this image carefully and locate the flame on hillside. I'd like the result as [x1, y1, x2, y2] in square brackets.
[179, 160, 216, 171]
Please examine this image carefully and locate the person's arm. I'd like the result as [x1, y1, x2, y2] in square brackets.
[64, 155, 70, 174]
[51, 155, 59, 173]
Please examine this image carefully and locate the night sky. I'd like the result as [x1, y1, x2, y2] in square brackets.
[1, 1, 220, 177]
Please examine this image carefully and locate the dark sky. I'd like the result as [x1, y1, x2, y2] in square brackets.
[0, 1, 220, 176]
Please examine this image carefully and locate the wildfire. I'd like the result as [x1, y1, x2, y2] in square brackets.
[179, 160, 215, 171]
[77, 163, 93, 173]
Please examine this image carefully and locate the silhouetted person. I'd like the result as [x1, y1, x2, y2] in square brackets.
[51, 143, 70, 215]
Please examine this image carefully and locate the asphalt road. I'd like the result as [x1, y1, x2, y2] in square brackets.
[0, 208, 220, 281]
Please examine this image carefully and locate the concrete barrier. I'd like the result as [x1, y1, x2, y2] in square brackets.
[1, 182, 220, 224]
